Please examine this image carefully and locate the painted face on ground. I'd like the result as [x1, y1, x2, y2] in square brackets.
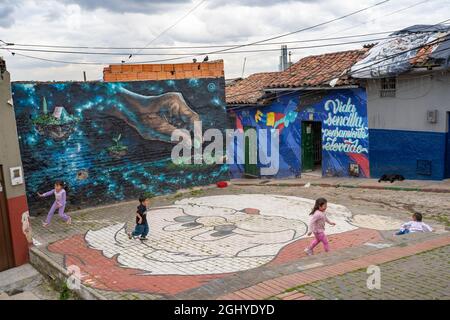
[85, 194, 357, 275]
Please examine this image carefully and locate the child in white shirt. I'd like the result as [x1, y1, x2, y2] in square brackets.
[395, 213, 433, 235]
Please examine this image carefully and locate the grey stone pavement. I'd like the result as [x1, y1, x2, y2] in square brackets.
[0, 264, 59, 300]
[292, 245, 450, 300]
[26, 178, 450, 300]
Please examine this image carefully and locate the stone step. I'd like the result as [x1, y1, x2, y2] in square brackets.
[0, 264, 42, 293]
[9, 291, 40, 300]
[0, 292, 9, 300]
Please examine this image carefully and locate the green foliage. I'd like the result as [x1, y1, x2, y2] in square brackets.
[143, 191, 156, 199]
[107, 134, 128, 153]
[33, 113, 79, 126]
[59, 282, 71, 300]
[33, 114, 63, 126]
[190, 189, 204, 196]
[106, 145, 128, 153]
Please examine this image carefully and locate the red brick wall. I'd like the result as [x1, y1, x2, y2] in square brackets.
[103, 60, 224, 82]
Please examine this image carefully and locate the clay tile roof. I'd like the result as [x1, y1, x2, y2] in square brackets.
[268, 48, 368, 89]
[226, 72, 279, 105]
[410, 42, 440, 66]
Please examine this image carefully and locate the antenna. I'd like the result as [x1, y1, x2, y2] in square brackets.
[241, 57, 247, 78]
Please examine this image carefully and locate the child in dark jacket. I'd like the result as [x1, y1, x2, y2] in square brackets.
[128, 195, 151, 241]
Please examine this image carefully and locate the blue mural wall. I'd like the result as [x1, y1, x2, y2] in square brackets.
[370, 129, 447, 180]
[229, 88, 369, 178]
[12, 79, 229, 214]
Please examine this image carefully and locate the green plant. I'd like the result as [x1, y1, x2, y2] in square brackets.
[107, 134, 128, 153]
[190, 189, 204, 196]
[143, 191, 156, 199]
[59, 282, 71, 300]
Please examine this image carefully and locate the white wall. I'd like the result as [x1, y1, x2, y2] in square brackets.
[366, 70, 450, 133]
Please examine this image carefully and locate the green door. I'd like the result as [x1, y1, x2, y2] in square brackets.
[244, 126, 259, 177]
[302, 122, 314, 172]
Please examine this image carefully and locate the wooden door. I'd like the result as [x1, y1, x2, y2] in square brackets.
[244, 127, 259, 177]
[0, 166, 14, 271]
[302, 122, 314, 172]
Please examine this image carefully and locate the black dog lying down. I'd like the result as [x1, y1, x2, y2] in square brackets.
[378, 174, 405, 183]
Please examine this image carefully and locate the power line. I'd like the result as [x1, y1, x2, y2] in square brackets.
[3, 1, 443, 67]
[126, 0, 208, 62]
[0, 36, 392, 56]
[131, 0, 392, 64]
[5, 30, 396, 50]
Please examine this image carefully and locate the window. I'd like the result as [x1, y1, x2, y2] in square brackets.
[380, 77, 396, 97]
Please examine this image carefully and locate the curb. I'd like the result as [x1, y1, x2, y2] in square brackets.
[233, 182, 450, 193]
[29, 247, 107, 300]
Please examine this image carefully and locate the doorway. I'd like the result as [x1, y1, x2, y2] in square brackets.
[244, 126, 259, 177]
[445, 112, 450, 179]
[0, 166, 15, 271]
[302, 121, 322, 173]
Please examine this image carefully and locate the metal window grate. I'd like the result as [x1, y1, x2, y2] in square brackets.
[380, 77, 396, 97]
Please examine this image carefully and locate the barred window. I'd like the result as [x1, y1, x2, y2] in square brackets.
[380, 77, 396, 97]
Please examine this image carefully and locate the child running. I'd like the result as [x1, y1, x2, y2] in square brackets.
[128, 195, 150, 241]
[394, 213, 433, 235]
[38, 180, 71, 227]
[304, 198, 335, 256]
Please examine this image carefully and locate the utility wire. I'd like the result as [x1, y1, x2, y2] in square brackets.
[126, 0, 208, 62]
[0, 36, 392, 56]
[2, 0, 391, 66]
[5, 31, 396, 50]
[128, 0, 392, 64]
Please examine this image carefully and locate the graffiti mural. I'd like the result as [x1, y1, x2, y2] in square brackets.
[12, 79, 229, 213]
[230, 88, 369, 178]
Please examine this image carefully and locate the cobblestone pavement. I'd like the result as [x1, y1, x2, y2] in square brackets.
[291, 246, 450, 300]
[28, 182, 450, 300]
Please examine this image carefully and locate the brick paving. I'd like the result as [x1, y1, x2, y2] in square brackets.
[218, 237, 450, 300]
[287, 246, 450, 300]
[27, 182, 450, 300]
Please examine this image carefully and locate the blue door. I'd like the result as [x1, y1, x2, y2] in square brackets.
[446, 113, 450, 179]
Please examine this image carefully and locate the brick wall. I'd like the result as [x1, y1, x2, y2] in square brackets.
[103, 60, 224, 82]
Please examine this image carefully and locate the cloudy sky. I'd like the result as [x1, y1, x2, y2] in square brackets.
[1, 0, 449, 81]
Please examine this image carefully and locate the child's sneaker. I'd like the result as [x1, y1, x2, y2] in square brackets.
[127, 232, 132, 240]
[304, 248, 313, 256]
[66, 216, 72, 225]
[140, 236, 148, 241]
[42, 222, 50, 228]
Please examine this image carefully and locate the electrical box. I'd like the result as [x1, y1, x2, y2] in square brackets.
[10, 166, 24, 186]
[426, 110, 438, 123]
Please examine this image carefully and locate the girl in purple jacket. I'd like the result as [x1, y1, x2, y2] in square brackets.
[38, 181, 71, 227]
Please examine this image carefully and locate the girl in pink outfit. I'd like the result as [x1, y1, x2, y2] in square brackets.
[304, 198, 335, 256]
[38, 181, 71, 227]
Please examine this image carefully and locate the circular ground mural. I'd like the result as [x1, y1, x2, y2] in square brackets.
[85, 194, 359, 275]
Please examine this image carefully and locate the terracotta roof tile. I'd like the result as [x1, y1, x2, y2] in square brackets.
[225, 72, 278, 105]
[268, 49, 368, 88]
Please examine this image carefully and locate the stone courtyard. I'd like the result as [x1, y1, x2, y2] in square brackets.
[27, 178, 450, 300]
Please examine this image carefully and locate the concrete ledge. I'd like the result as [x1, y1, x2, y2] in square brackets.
[29, 247, 107, 300]
[232, 180, 450, 193]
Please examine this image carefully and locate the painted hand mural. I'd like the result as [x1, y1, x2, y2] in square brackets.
[112, 87, 200, 143]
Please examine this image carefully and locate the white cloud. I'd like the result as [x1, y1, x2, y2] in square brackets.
[1, 0, 448, 81]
